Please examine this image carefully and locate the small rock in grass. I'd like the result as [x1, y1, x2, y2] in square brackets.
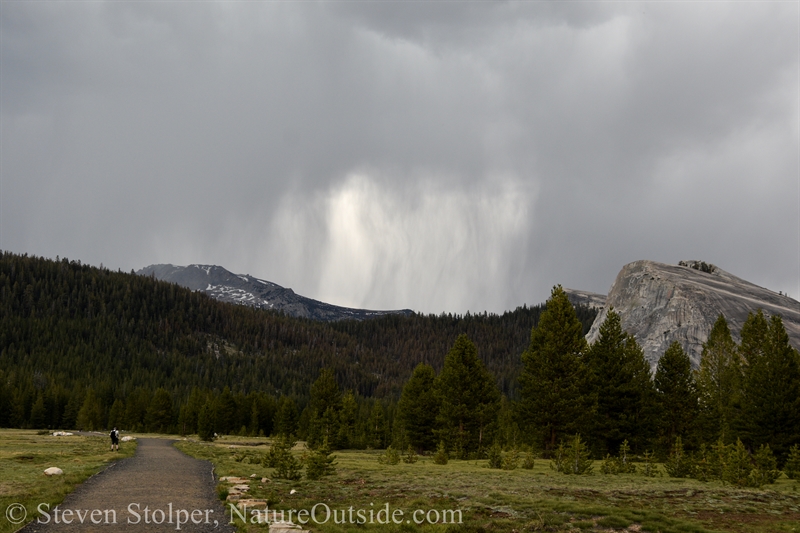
[44, 467, 63, 476]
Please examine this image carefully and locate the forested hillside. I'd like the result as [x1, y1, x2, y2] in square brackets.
[0, 251, 596, 432]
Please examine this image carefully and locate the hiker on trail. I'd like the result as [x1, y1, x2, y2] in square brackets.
[110, 427, 120, 451]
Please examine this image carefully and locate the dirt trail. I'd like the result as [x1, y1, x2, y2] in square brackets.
[19, 438, 236, 532]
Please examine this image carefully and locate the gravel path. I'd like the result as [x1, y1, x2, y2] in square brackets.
[19, 438, 236, 533]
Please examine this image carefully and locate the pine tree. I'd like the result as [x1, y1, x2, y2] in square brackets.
[336, 390, 359, 449]
[585, 308, 656, 455]
[305, 439, 337, 480]
[784, 444, 800, 479]
[273, 396, 299, 437]
[487, 442, 502, 469]
[77, 389, 105, 431]
[397, 364, 439, 452]
[664, 436, 692, 478]
[213, 387, 237, 436]
[738, 313, 800, 459]
[108, 398, 126, 430]
[367, 402, 389, 449]
[518, 286, 593, 454]
[197, 399, 215, 441]
[434, 335, 501, 457]
[695, 315, 741, 443]
[30, 394, 47, 429]
[306, 369, 342, 449]
[433, 441, 449, 465]
[551, 434, 593, 475]
[145, 388, 173, 433]
[654, 342, 699, 452]
[749, 444, 780, 486]
[723, 438, 752, 486]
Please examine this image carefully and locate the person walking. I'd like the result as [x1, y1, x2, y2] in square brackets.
[110, 427, 120, 451]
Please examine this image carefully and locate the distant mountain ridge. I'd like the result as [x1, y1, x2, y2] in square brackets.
[586, 259, 800, 369]
[137, 263, 413, 321]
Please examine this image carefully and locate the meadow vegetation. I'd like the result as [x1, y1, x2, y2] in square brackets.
[0, 429, 135, 533]
[177, 435, 800, 533]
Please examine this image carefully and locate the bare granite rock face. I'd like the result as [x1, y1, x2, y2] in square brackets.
[586, 260, 800, 369]
[564, 288, 607, 309]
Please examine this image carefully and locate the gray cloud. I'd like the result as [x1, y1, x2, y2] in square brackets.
[1, 1, 797, 314]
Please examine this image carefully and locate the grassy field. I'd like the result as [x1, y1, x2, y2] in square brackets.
[176, 436, 800, 533]
[0, 429, 136, 533]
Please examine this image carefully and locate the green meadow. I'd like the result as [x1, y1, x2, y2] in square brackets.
[176, 436, 800, 533]
[0, 430, 136, 533]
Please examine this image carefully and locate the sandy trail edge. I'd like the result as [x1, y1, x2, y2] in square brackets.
[18, 438, 236, 533]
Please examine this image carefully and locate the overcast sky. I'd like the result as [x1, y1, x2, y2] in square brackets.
[1, 1, 798, 314]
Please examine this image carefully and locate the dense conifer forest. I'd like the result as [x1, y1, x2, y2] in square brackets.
[5, 250, 796, 474]
[0, 251, 595, 437]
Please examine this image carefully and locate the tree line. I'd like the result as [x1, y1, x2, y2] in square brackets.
[389, 286, 800, 467]
[4, 251, 796, 467]
[0, 251, 594, 433]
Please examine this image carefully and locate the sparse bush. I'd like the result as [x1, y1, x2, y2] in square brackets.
[748, 444, 780, 487]
[502, 448, 520, 470]
[521, 451, 535, 470]
[275, 452, 303, 481]
[433, 441, 449, 465]
[600, 454, 620, 475]
[378, 446, 401, 465]
[264, 435, 303, 480]
[402, 445, 418, 464]
[723, 439, 752, 486]
[487, 443, 502, 469]
[638, 450, 659, 477]
[617, 440, 636, 474]
[691, 443, 714, 482]
[551, 434, 593, 475]
[785, 444, 800, 480]
[305, 440, 337, 480]
[665, 436, 692, 478]
[262, 435, 296, 468]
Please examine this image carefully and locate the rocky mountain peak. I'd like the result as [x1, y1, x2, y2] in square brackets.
[585, 260, 800, 369]
[136, 263, 412, 321]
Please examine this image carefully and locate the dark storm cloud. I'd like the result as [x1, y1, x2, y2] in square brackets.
[1, 2, 797, 313]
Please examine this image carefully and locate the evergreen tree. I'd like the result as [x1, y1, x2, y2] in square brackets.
[585, 308, 656, 455]
[306, 369, 343, 449]
[397, 363, 439, 452]
[197, 399, 215, 441]
[695, 315, 741, 442]
[178, 388, 205, 436]
[305, 439, 337, 480]
[214, 387, 237, 435]
[61, 387, 84, 429]
[77, 389, 105, 431]
[784, 444, 800, 479]
[434, 334, 501, 457]
[146, 388, 174, 433]
[654, 341, 699, 452]
[738, 313, 800, 459]
[108, 398, 126, 430]
[336, 390, 358, 449]
[29, 394, 47, 429]
[664, 436, 692, 478]
[273, 396, 299, 437]
[366, 402, 389, 449]
[518, 286, 593, 454]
